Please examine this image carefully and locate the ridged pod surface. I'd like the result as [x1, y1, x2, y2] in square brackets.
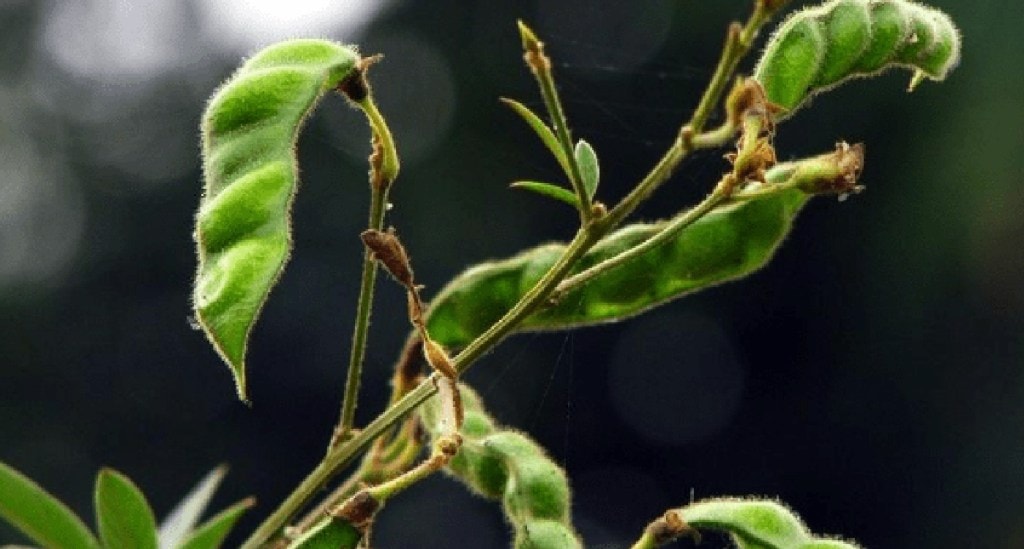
[754, 0, 961, 116]
[194, 40, 359, 400]
[425, 185, 808, 350]
[678, 499, 861, 549]
[420, 384, 582, 549]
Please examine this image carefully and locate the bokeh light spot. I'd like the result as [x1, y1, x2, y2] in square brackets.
[198, 0, 391, 54]
[608, 310, 745, 446]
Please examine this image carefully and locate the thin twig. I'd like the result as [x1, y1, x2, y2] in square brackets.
[332, 64, 400, 447]
[241, 4, 783, 545]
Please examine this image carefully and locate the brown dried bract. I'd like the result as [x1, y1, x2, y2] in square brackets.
[361, 228, 415, 288]
[724, 78, 784, 133]
[517, 20, 551, 74]
[423, 338, 457, 380]
[645, 510, 699, 546]
[337, 54, 382, 104]
[800, 141, 866, 196]
[332, 490, 380, 533]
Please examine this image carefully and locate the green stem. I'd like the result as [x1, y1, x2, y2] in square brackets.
[452, 227, 600, 373]
[241, 229, 600, 548]
[517, 21, 593, 221]
[332, 93, 398, 445]
[601, 1, 775, 231]
[359, 95, 400, 185]
[562, 112, 770, 297]
[630, 532, 658, 549]
[243, 6, 784, 545]
[334, 186, 387, 443]
[557, 187, 730, 297]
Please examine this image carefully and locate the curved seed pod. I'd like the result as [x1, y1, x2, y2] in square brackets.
[425, 185, 808, 350]
[651, 498, 862, 549]
[420, 384, 582, 548]
[754, 0, 961, 116]
[516, 520, 583, 549]
[682, 499, 811, 548]
[194, 40, 360, 400]
[485, 432, 571, 523]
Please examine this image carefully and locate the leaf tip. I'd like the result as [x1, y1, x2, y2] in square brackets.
[232, 369, 251, 405]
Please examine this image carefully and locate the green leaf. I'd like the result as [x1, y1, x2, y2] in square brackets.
[680, 499, 812, 549]
[286, 517, 361, 549]
[0, 461, 100, 549]
[754, 0, 960, 117]
[94, 469, 159, 549]
[573, 139, 599, 200]
[157, 466, 227, 548]
[500, 98, 572, 178]
[510, 181, 581, 209]
[194, 39, 360, 401]
[177, 498, 254, 549]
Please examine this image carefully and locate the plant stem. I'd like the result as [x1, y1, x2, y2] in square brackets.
[333, 91, 398, 445]
[517, 21, 593, 221]
[629, 509, 693, 549]
[557, 187, 730, 297]
[601, 1, 776, 231]
[333, 187, 387, 444]
[241, 228, 599, 548]
[242, 6, 783, 545]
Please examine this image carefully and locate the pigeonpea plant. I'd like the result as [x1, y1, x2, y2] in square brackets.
[1, 0, 960, 547]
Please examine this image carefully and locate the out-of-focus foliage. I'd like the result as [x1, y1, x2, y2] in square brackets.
[0, 1, 1020, 547]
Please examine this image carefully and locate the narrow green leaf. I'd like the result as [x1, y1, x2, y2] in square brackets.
[286, 516, 361, 549]
[195, 39, 361, 401]
[177, 498, 254, 549]
[500, 98, 572, 178]
[573, 139, 599, 200]
[0, 461, 100, 549]
[510, 181, 581, 209]
[94, 469, 159, 549]
[158, 466, 227, 549]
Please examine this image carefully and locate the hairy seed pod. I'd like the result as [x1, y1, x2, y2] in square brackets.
[425, 184, 808, 350]
[515, 520, 583, 549]
[194, 40, 359, 400]
[419, 384, 582, 548]
[673, 498, 861, 549]
[484, 432, 571, 523]
[754, 0, 960, 116]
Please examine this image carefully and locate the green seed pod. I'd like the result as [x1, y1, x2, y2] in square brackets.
[466, 442, 509, 500]
[813, 0, 872, 87]
[514, 520, 584, 549]
[633, 498, 862, 548]
[194, 40, 359, 400]
[445, 412, 495, 480]
[754, 0, 961, 116]
[286, 516, 361, 549]
[485, 433, 571, 523]
[419, 383, 581, 547]
[425, 186, 808, 350]
[681, 499, 810, 548]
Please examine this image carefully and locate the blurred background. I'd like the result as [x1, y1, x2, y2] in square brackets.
[1, 0, 1021, 547]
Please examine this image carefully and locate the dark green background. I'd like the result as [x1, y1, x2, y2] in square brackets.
[2, 1, 1021, 547]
